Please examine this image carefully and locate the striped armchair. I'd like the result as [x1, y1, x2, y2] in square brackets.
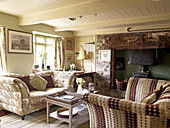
[83, 77, 170, 128]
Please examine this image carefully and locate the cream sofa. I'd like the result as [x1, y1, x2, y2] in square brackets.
[0, 71, 76, 119]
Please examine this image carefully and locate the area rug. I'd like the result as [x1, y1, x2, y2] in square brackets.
[0, 106, 89, 128]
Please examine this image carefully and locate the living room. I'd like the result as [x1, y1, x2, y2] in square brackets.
[0, 0, 170, 128]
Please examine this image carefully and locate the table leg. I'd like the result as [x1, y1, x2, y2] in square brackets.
[47, 101, 50, 123]
[69, 107, 73, 128]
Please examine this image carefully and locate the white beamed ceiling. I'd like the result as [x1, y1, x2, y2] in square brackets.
[0, 0, 170, 35]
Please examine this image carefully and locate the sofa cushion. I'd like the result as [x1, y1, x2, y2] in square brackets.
[29, 87, 67, 105]
[16, 75, 35, 91]
[41, 74, 55, 88]
[54, 71, 76, 88]
[154, 84, 170, 107]
[30, 74, 48, 91]
[141, 88, 162, 104]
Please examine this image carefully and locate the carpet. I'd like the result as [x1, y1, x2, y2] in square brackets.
[0, 106, 89, 128]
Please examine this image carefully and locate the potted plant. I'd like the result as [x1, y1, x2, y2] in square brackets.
[76, 78, 86, 94]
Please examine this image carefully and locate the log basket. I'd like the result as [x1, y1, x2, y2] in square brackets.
[115, 79, 127, 91]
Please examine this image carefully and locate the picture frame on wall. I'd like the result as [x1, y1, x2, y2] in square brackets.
[98, 50, 111, 62]
[66, 54, 73, 62]
[66, 38, 74, 50]
[8, 29, 33, 54]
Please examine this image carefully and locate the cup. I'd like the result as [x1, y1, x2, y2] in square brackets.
[47, 66, 50, 70]
[88, 83, 94, 93]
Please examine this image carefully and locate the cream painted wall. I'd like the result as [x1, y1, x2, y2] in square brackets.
[0, 12, 74, 74]
[75, 36, 95, 72]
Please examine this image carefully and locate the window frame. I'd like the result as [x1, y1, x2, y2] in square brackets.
[33, 34, 56, 69]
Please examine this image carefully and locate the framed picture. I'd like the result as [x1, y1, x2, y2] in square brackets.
[8, 29, 33, 54]
[66, 54, 73, 62]
[115, 57, 125, 70]
[66, 38, 74, 50]
[98, 50, 111, 62]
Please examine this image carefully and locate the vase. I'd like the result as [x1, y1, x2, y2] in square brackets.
[77, 84, 83, 94]
[42, 58, 44, 69]
[42, 63, 44, 69]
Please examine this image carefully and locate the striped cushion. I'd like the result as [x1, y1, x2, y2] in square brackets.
[141, 89, 162, 104]
[154, 85, 170, 109]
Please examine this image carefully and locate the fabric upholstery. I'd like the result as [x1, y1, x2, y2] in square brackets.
[125, 77, 169, 102]
[84, 93, 170, 128]
[16, 75, 34, 91]
[154, 85, 170, 110]
[0, 27, 7, 73]
[55, 38, 64, 70]
[84, 77, 170, 128]
[54, 71, 76, 89]
[141, 88, 162, 104]
[30, 74, 48, 91]
[41, 74, 55, 88]
[0, 71, 76, 117]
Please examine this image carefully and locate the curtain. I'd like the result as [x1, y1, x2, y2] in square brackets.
[55, 38, 64, 70]
[0, 27, 7, 73]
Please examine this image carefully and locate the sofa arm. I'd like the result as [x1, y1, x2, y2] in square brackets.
[0, 77, 30, 108]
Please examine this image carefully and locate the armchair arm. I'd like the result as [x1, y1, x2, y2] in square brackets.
[0, 77, 30, 109]
[84, 93, 170, 128]
[83, 93, 170, 118]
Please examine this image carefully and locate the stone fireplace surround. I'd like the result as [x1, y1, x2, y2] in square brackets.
[95, 31, 170, 96]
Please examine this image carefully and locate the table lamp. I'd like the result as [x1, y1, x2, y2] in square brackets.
[77, 50, 87, 71]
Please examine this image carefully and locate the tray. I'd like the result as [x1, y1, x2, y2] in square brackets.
[47, 91, 79, 105]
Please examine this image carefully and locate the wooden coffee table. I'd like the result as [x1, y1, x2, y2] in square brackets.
[46, 91, 88, 128]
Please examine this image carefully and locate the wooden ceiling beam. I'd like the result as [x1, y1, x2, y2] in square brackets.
[54, 13, 170, 31]
[19, 0, 153, 26]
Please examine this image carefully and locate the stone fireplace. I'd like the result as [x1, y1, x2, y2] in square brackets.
[95, 31, 170, 96]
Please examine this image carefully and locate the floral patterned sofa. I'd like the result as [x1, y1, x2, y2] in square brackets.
[0, 71, 76, 119]
[83, 77, 170, 128]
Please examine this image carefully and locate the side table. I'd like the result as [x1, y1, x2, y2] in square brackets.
[46, 91, 88, 128]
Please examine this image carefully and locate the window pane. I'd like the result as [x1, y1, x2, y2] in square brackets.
[35, 45, 45, 67]
[36, 37, 45, 44]
[46, 45, 55, 69]
[46, 38, 55, 44]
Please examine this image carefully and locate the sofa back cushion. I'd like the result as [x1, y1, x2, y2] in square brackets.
[16, 75, 35, 91]
[41, 74, 55, 88]
[53, 71, 76, 88]
[125, 77, 170, 102]
[36, 71, 54, 77]
[29, 74, 48, 91]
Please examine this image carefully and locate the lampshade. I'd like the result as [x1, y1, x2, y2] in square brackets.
[77, 50, 88, 60]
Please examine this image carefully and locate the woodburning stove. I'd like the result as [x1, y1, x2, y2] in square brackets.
[128, 49, 158, 78]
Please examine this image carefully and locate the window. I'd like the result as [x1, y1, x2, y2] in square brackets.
[33, 34, 55, 69]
